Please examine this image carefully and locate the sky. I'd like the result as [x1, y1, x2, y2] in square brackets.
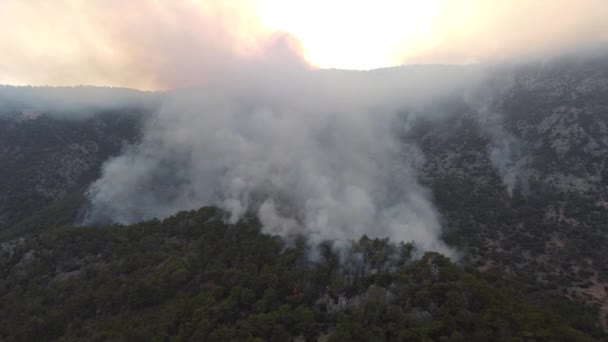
[0, 0, 607, 89]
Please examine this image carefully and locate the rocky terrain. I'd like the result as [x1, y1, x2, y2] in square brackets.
[414, 55, 608, 327]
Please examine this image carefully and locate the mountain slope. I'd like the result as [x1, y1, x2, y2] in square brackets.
[0, 110, 142, 233]
[0, 207, 603, 341]
[413, 56, 608, 327]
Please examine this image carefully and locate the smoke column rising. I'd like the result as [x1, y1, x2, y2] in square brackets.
[85, 58, 484, 256]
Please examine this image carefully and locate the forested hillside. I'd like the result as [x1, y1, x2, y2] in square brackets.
[0, 207, 604, 341]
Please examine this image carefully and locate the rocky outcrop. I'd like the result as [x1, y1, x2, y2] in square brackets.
[315, 284, 395, 314]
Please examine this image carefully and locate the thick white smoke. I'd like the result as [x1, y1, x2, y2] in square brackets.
[85, 61, 483, 256]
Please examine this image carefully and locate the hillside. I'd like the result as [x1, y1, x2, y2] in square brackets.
[0, 207, 604, 341]
[0, 56, 607, 334]
[0, 109, 143, 236]
[412, 56, 608, 326]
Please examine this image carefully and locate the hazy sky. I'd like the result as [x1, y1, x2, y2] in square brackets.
[1, 0, 607, 89]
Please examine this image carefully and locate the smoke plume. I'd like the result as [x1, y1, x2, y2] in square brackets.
[85, 59, 485, 256]
[477, 108, 529, 196]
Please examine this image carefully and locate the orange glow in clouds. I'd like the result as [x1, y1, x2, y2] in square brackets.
[0, 0, 607, 89]
[257, 0, 443, 70]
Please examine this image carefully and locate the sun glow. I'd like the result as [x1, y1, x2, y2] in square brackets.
[257, 0, 444, 70]
[1, 0, 606, 88]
